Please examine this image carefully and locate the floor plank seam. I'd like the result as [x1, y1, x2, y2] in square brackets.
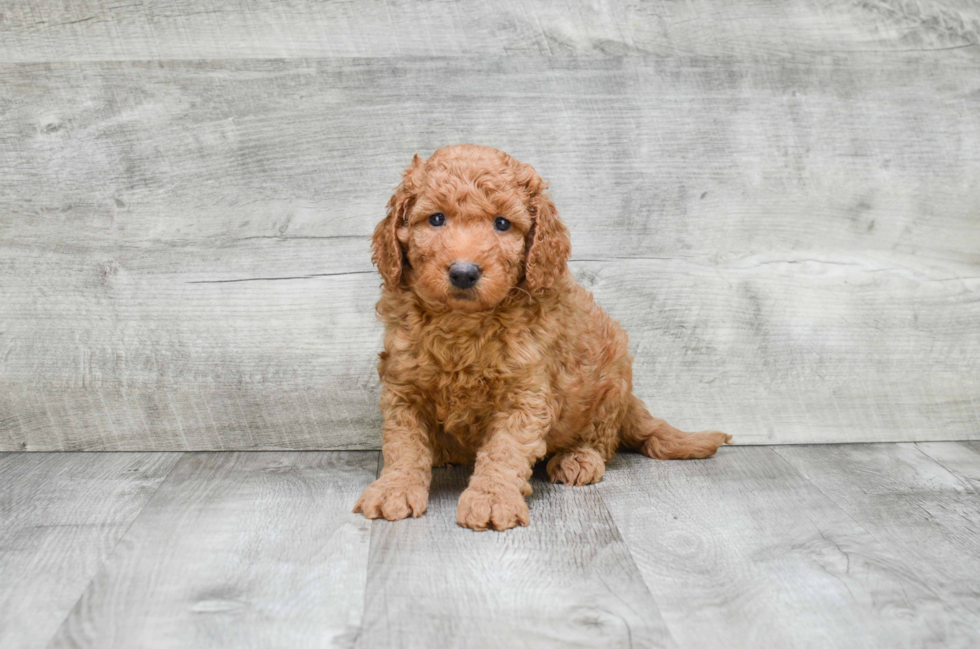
[769, 445, 980, 633]
[592, 473, 683, 649]
[349, 451, 383, 648]
[768, 446, 897, 547]
[38, 452, 186, 649]
[913, 442, 980, 496]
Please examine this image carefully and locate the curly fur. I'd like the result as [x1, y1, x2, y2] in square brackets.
[354, 144, 730, 531]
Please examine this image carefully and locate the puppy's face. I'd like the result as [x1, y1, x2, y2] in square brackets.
[398, 177, 531, 312]
[373, 145, 571, 312]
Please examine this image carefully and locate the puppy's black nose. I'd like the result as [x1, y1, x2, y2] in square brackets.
[449, 262, 481, 289]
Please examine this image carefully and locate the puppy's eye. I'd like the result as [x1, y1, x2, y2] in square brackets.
[428, 213, 445, 227]
[494, 217, 511, 232]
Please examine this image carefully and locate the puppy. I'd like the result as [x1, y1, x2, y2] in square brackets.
[354, 144, 730, 531]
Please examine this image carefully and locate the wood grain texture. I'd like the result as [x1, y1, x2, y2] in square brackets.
[355, 464, 675, 648]
[1, 54, 978, 450]
[47, 451, 377, 649]
[914, 441, 980, 494]
[0, 452, 181, 649]
[1, 0, 977, 61]
[774, 444, 980, 640]
[1, 444, 979, 647]
[598, 448, 980, 648]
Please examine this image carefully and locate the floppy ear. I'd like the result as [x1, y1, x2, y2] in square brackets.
[372, 154, 423, 288]
[521, 166, 571, 294]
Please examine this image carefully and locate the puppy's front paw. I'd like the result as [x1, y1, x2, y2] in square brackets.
[353, 474, 428, 521]
[456, 484, 529, 531]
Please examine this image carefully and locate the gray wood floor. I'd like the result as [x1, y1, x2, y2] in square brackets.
[2, 443, 979, 648]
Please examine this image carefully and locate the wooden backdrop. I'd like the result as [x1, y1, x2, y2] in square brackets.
[1, 1, 978, 450]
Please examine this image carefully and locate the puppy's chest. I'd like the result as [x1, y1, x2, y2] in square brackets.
[413, 331, 518, 425]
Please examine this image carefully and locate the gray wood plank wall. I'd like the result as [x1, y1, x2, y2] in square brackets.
[1, 2, 978, 450]
[2, 0, 978, 60]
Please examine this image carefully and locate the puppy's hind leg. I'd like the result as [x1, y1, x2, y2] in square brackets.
[621, 395, 731, 459]
[547, 446, 606, 486]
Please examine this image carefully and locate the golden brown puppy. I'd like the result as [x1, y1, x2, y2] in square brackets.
[354, 144, 730, 531]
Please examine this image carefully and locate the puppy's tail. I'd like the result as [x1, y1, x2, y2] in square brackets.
[620, 394, 732, 459]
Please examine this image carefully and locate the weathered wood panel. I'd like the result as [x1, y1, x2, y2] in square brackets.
[773, 444, 980, 636]
[5, 251, 976, 449]
[0, 0, 977, 61]
[599, 448, 980, 647]
[47, 451, 377, 648]
[0, 246, 383, 450]
[0, 452, 180, 649]
[355, 464, 674, 648]
[2, 54, 978, 449]
[915, 441, 980, 493]
[1, 445, 978, 647]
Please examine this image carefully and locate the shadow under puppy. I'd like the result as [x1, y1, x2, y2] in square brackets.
[354, 144, 731, 531]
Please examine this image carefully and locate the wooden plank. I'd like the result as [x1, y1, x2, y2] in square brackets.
[2, 247, 978, 450]
[4, 58, 978, 261]
[0, 383, 381, 452]
[0, 452, 181, 649]
[354, 464, 675, 648]
[774, 443, 980, 635]
[3, 247, 979, 449]
[914, 441, 980, 494]
[579, 255, 980, 444]
[1, 0, 977, 61]
[2, 54, 979, 449]
[598, 447, 980, 648]
[46, 451, 377, 649]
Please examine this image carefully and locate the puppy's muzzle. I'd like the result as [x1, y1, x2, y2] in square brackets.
[449, 262, 481, 290]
